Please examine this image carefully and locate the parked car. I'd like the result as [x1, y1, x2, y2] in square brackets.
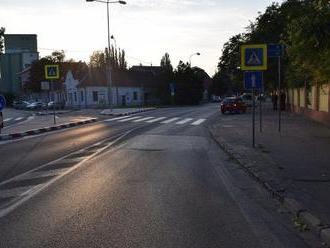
[26, 102, 44, 110]
[47, 101, 64, 110]
[220, 97, 247, 114]
[13, 100, 31, 109]
[211, 95, 222, 103]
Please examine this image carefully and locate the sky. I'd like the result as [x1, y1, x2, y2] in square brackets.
[0, 0, 281, 75]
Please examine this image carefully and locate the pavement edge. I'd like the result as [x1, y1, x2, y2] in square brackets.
[0, 118, 98, 141]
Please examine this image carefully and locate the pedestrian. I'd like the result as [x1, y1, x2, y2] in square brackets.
[280, 91, 286, 111]
[272, 92, 278, 111]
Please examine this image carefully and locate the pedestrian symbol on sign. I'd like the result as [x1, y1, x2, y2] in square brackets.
[247, 51, 262, 66]
[45, 65, 60, 80]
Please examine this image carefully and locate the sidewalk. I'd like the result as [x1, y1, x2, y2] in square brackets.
[0, 115, 97, 140]
[209, 106, 330, 243]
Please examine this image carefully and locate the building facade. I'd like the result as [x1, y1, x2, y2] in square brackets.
[0, 34, 39, 95]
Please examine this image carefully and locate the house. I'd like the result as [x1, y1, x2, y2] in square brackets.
[61, 65, 160, 108]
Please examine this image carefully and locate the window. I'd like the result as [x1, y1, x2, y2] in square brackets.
[133, 91, 138, 101]
[74, 92, 77, 102]
[93, 91, 98, 102]
[81, 91, 84, 102]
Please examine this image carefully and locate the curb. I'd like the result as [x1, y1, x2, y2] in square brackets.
[209, 128, 330, 247]
[100, 108, 156, 116]
[0, 118, 97, 141]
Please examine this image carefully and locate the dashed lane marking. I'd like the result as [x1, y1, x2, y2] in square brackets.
[176, 118, 194, 125]
[191, 119, 206, 126]
[14, 117, 24, 121]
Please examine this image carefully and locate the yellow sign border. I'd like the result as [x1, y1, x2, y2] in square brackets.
[241, 44, 267, 71]
[45, 65, 60, 80]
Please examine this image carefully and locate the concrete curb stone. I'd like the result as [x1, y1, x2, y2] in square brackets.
[208, 126, 330, 247]
[0, 118, 97, 141]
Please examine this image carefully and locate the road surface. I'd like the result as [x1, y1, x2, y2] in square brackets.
[0, 105, 318, 247]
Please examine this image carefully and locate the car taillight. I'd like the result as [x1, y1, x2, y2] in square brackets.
[233, 104, 237, 107]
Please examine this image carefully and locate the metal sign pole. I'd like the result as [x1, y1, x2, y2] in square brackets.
[52, 80, 56, 125]
[0, 112, 3, 134]
[278, 56, 281, 133]
[252, 87, 256, 148]
[259, 91, 262, 133]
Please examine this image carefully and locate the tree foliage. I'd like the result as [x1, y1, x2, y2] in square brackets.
[213, 0, 330, 93]
[158, 53, 174, 104]
[174, 61, 204, 105]
[89, 46, 127, 71]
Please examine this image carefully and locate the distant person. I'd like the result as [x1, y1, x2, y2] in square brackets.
[272, 92, 278, 111]
[280, 91, 286, 111]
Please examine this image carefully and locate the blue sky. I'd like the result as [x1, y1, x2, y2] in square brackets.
[0, 0, 281, 75]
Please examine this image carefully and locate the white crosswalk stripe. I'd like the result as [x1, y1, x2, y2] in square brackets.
[118, 116, 142, 122]
[15, 117, 24, 121]
[191, 119, 206, 126]
[105, 116, 134, 122]
[176, 118, 193, 125]
[3, 118, 12, 122]
[146, 117, 167, 123]
[161, 117, 180, 124]
[133, 117, 154, 122]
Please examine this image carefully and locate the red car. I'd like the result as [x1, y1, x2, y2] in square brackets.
[220, 97, 247, 114]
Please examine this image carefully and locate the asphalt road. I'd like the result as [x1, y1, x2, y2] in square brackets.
[0, 104, 317, 247]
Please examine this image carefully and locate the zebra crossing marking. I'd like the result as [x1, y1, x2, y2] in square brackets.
[146, 117, 167, 123]
[191, 119, 206, 126]
[118, 116, 142, 122]
[161, 117, 180, 124]
[176, 118, 193, 125]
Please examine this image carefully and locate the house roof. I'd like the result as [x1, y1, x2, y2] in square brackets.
[77, 68, 159, 89]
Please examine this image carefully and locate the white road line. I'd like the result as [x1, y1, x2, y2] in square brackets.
[146, 117, 167, 123]
[105, 116, 133, 122]
[161, 117, 180, 124]
[133, 117, 154, 122]
[0, 185, 44, 198]
[118, 116, 142, 122]
[191, 119, 206, 126]
[3, 118, 12, 122]
[14, 117, 24, 121]
[176, 118, 193, 125]
[14, 168, 69, 181]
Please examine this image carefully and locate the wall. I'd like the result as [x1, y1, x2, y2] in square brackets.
[288, 83, 330, 126]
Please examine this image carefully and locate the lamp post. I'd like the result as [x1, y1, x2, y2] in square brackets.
[86, 0, 127, 111]
[111, 35, 117, 50]
[189, 52, 200, 66]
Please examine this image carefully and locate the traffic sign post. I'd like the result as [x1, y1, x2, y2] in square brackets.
[244, 71, 264, 146]
[45, 65, 60, 125]
[268, 44, 284, 133]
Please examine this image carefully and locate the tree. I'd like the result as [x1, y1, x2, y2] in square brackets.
[0, 27, 5, 54]
[44, 50, 66, 63]
[89, 46, 127, 71]
[174, 61, 204, 105]
[158, 53, 174, 104]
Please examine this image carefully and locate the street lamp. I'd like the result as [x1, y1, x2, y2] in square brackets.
[86, 0, 127, 111]
[189, 52, 201, 66]
[111, 35, 117, 50]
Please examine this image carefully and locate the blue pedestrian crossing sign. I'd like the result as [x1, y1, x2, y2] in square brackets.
[244, 71, 263, 90]
[45, 65, 60, 80]
[241, 44, 267, 71]
[268, 44, 283, 57]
